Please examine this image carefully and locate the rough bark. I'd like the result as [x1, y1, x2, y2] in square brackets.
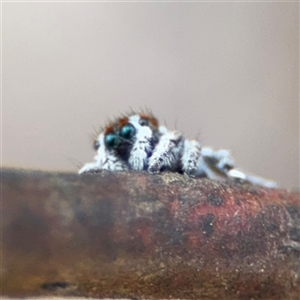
[2, 168, 300, 299]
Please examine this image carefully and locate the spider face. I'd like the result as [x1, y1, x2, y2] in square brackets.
[79, 110, 277, 188]
[89, 113, 161, 171]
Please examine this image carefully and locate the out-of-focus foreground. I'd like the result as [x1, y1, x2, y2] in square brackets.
[2, 168, 300, 299]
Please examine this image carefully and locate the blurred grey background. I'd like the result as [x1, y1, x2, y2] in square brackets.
[3, 2, 299, 188]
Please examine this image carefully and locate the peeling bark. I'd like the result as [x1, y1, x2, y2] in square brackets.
[2, 168, 300, 299]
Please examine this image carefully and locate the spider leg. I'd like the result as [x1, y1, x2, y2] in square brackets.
[127, 115, 157, 171]
[148, 130, 184, 174]
[201, 148, 235, 173]
[78, 133, 128, 174]
[79, 151, 128, 174]
[196, 147, 235, 180]
[78, 160, 101, 174]
[198, 147, 277, 187]
[198, 147, 234, 178]
[181, 139, 202, 177]
[228, 169, 277, 188]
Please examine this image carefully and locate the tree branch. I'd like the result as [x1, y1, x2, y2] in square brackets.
[2, 168, 300, 299]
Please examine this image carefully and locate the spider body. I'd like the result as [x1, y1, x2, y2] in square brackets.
[79, 111, 276, 188]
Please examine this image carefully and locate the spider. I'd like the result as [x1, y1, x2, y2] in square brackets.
[78, 111, 276, 188]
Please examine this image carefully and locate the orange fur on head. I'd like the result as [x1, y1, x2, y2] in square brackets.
[104, 124, 115, 135]
[139, 113, 159, 128]
[118, 117, 129, 128]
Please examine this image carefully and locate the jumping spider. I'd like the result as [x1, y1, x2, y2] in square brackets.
[79, 111, 276, 188]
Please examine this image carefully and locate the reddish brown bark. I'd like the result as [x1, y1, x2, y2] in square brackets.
[2, 168, 300, 299]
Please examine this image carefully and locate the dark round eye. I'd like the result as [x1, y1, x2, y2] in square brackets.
[93, 140, 100, 151]
[139, 118, 149, 126]
[120, 123, 136, 139]
[105, 133, 119, 150]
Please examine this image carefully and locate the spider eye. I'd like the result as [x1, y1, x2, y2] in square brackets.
[139, 118, 149, 126]
[93, 140, 100, 151]
[105, 133, 119, 150]
[120, 123, 136, 139]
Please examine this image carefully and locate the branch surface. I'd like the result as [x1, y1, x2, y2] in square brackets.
[2, 168, 300, 299]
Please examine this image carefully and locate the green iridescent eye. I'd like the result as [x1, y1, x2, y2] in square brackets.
[105, 133, 119, 150]
[120, 123, 136, 139]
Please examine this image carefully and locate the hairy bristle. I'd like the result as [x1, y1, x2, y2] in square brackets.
[118, 117, 129, 128]
[104, 125, 115, 135]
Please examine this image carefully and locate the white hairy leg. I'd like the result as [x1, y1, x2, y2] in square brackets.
[199, 147, 277, 187]
[127, 115, 156, 171]
[228, 169, 277, 188]
[78, 161, 100, 174]
[181, 139, 202, 177]
[148, 130, 184, 173]
[78, 133, 128, 174]
[196, 147, 234, 180]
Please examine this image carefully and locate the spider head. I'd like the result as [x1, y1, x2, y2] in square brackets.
[101, 113, 160, 165]
[98, 116, 136, 161]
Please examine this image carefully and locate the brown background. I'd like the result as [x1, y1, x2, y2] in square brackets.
[2, 2, 299, 188]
